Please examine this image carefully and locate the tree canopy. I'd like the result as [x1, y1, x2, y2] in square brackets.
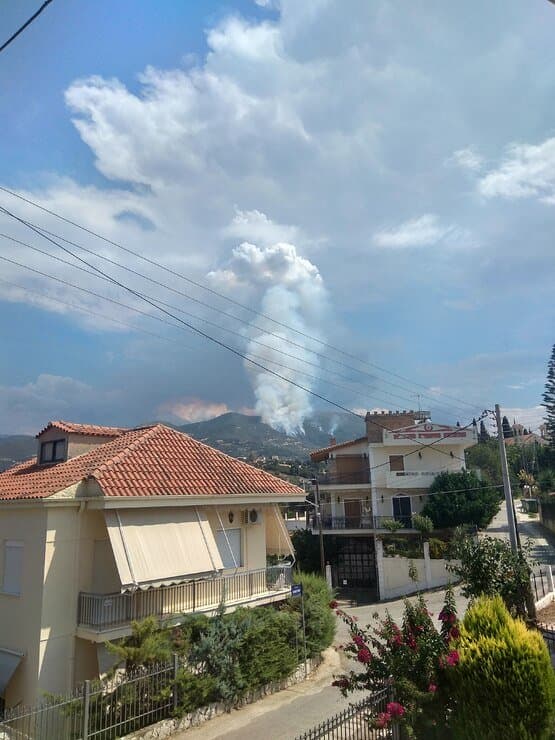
[542, 344, 555, 449]
[422, 470, 500, 529]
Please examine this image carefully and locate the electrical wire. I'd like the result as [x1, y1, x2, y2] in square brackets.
[0, 185, 486, 414]
[0, 0, 53, 54]
[0, 230, 470, 416]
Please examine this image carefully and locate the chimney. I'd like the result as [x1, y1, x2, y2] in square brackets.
[329, 436, 337, 446]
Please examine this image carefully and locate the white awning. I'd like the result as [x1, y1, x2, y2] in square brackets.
[104, 508, 223, 591]
[265, 505, 295, 558]
[0, 648, 23, 694]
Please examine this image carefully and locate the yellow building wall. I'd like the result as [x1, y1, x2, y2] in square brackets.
[0, 506, 47, 707]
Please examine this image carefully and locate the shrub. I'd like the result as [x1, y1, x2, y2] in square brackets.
[291, 528, 321, 573]
[428, 537, 448, 559]
[422, 470, 500, 529]
[412, 514, 434, 536]
[286, 572, 335, 657]
[446, 596, 555, 740]
[175, 669, 217, 713]
[447, 536, 532, 618]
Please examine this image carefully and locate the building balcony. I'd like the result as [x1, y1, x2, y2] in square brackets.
[77, 565, 293, 641]
[319, 471, 371, 489]
[311, 514, 416, 532]
[386, 470, 439, 489]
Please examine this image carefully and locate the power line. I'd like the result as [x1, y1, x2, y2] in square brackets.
[0, 222, 474, 419]
[0, 0, 53, 55]
[0, 229, 469, 416]
[0, 243, 486, 466]
[0, 185, 486, 414]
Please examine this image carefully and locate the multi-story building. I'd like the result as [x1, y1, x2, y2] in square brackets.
[310, 410, 477, 597]
[0, 421, 305, 708]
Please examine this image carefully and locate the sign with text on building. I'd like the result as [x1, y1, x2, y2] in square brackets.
[291, 583, 303, 597]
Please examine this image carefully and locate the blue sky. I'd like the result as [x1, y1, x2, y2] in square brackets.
[0, 0, 553, 434]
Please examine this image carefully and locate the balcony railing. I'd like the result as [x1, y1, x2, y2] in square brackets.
[78, 565, 293, 632]
[319, 470, 371, 485]
[311, 514, 416, 531]
[386, 470, 438, 488]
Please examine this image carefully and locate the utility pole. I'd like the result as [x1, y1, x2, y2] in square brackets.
[495, 404, 518, 553]
[312, 478, 326, 576]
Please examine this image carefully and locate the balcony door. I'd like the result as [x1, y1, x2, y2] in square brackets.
[392, 495, 412, 527]
[344, 499, 361, 528]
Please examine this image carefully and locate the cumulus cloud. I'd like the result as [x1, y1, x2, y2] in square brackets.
[478, 137, 555, 202]
[373, 214, 450, 248]
[223, 209, 299, 247]
[158, 398, 236, 423]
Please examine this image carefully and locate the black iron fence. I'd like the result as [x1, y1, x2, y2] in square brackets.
[295, 687, 394, 740]
[530, 566, 553, 604]
[0, 660, 176, 740]
[312, 514, 415, 531]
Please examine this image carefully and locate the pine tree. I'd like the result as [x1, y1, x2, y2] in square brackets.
[542, 344, 555, 449]
[502, 416, 513, 439]
[479, 419, 490, 443]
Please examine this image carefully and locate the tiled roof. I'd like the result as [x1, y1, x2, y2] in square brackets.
[0, 425, 305, 501]
[310, 436, 368, 462]
[36, 420, 127, 439]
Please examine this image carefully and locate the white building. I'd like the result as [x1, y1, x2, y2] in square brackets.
[310, 410, 477, 597]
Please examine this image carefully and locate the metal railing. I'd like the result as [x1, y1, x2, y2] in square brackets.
[295, 687, 393, 739]
[319, 470, 371, 485]
[0, 659, 178, 740]
[531, 565, 553, 603]
[539, 624, 555, 667]
[78, 565, 293, 632]
[311, 514, 415, 531]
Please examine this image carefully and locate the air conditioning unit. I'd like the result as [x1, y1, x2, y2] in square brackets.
[241, 509, 261, 525]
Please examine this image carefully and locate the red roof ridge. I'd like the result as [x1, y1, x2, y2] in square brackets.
[36, 420, 128, 439]
[92, 425, 161, 477]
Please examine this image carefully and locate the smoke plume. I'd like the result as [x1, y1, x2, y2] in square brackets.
[209, 241, 327, 435]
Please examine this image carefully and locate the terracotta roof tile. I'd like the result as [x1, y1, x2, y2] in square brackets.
[35, 420, 128, 439]
[0, 425, 304, 501]
[310, 436, 368, 462]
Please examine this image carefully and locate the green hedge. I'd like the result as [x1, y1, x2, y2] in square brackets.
[446, 596, 555, 740]
[285, 572, 336, 657]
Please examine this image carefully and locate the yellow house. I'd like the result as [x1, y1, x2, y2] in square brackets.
[0, 421, 305, 709]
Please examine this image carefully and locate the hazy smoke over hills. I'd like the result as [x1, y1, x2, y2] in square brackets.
[209, 241, 327, 435]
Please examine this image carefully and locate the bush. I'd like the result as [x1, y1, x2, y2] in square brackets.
[290, 528, 321, 573]
[446, 596, 555, 740]
[422, 471, 500, 529]
[382, 535, 424, 559]
[412, 514, 433, 536]
[428, 537, 449, 559]
[286, 572, 335, 657]
[447, 535, 532, 618]
[175, 669, 217, 713]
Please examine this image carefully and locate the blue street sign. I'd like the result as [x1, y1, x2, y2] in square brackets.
[291, 584, 303, 597]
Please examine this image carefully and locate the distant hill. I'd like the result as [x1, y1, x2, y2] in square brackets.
[0, 434, 36, 471]
[0, 411, 366, 470]
[179, 411, 365, 459]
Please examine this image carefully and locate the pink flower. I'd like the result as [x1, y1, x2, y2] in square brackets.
[446, 649, 460, 666]
[329, 600, 338, 609]
[428, 683, 437, 693]
[357, 647, 372, 664]
[375, 712, 392, 729]
[386, 702, 405, 718]
[353, 635, 365, 648]
[449, 626, 460, 640]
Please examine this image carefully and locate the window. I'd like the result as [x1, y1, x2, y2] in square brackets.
[215, 528, 242, 569]
[2, 541, 23, 595]
[389, 455, 405, 472]
[39, 438, 66, 464]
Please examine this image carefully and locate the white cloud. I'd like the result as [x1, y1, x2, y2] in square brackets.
[450, 147, 484, 172]
[223, 208, 299, 246]
[373, 214, 449, 248]
[158, 398, 233, 423]
[501, 406, 545, 432]
[478, 137, 555, 202]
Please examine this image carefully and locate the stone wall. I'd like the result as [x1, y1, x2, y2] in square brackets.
[121, 656, 322, 740]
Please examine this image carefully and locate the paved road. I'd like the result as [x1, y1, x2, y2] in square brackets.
[487, 502, 555, 565]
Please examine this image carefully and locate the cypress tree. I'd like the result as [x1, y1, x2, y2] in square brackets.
[542, 344, 555, 449]
[502, 416, 513, 439]
[479, 419, 490, 443]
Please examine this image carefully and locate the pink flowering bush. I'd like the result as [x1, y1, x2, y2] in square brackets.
[332, 586, 460, 738]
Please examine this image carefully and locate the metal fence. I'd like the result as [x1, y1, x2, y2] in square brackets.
[539, 624, 555, 667]
[295, 688, 393, 740]
[530, 565, 553, 603]
[0, 659, 177, 740]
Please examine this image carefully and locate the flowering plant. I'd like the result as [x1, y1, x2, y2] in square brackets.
[332, 586, 459, 738]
